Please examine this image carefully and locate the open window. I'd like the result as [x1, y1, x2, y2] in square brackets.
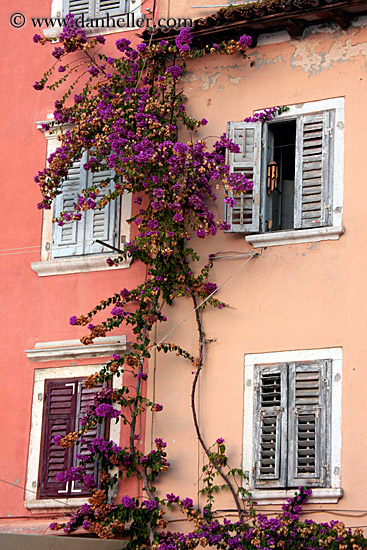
[225, 98, 344, 247]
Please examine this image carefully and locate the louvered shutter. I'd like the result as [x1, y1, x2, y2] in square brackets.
[63, 0, 94, 17]
[84, 168, 120, 255]
[225, 121, 261, 233]
[39, 380, 77, 498]
[253, 364, 288, 488]
[71, 382, 105, 495]
[96, 0, 127, 16]
[294, 111, 334, 229]
[288, 361, 330, 487]
[51, 157, 87, 258]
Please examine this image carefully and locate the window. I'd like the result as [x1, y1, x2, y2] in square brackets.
[39, 377, 105, 498]
[243, 348, 342, 504]
[226, 98, 344, 247]
[32, 122, 132, 276]
[63, 0, 130, 19]
[51, 153, 120, 259]
[254, 361, 330, 489]
[25, 338, 126, 509]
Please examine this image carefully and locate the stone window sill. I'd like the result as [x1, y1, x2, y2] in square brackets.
[246, 226, 344, 248]
[25, 497, 88, 510]
[31, 255, 131, 277]
[249, 488, 343, 505]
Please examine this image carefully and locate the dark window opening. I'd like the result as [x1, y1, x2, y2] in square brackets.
[265, 121, 296, 232]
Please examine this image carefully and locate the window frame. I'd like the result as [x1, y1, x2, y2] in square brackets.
[32, 119, 132, 277]
[47, 0, 143, 39]
[227, 97, 344, 248]
[243, 347, 343, 504]
[38, 376, 107, 499]
[25, 338, 127, 509]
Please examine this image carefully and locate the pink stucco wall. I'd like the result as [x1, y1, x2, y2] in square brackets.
[0, 0, 152, 531]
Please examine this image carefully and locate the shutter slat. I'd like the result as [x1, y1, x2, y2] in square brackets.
[96, 0, 127, 16]
[288, 361, 330, 487]
[40, 380, 77, 498]
[254, 364, 287, 488]
[84, 168, 120, 255]
[294, 111, 333, 229]
[71, 382, 105, 495]
[63, 0, 92, 17]
[51, 156, 87, 258]
[225, 121, 261, 233]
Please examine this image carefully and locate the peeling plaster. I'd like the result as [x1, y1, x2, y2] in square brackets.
[290, 35, 367, 76]
[250, 52, 285, 69]
[182, 70, 221, 90]
[228, 75, 243, 85]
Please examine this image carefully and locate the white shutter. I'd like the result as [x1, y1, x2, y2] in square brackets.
[288, 360, 330, 487]
[294, 111, 333, 229]
[63, 0, 94, 17]
[51, 158, 87, 258]
[84, 168, 120, 255]
[96, 0, 127, 16]
[253, 364, 288, 488]
[225, 121, 261, 233]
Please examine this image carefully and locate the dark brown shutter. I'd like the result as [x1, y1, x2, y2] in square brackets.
[71, 382, 105, 495]
[39, 380, 77, 498]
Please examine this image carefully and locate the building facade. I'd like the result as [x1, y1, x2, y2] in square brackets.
[1, 0, 367, 540]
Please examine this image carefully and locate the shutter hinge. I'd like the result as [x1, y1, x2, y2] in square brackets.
[322, 462, 329, 475]
[325, 127, 333, 139]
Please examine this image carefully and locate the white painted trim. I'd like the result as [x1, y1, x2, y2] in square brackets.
[250, 488, 343, 505]
[246, 226, 344, 248]
[25, 335, 129, 362]
[34, 122, 132, 276]
[31, 254, 132, 277]
[25, 364, 123, 510]
[243, 347, 342, 504]
[47, 0, 143, 39]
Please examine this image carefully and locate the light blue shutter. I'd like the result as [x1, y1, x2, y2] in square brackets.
[288, 361, 330, 488]
[51, 157, 87, 258]
[63, 0, 94, 17]
[294, 111, 334, 228]
[253, 364, 288, 488]
[225, 121, 261, 232]
[84, 168, 120, 255]
[96, 0, 127, 16]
